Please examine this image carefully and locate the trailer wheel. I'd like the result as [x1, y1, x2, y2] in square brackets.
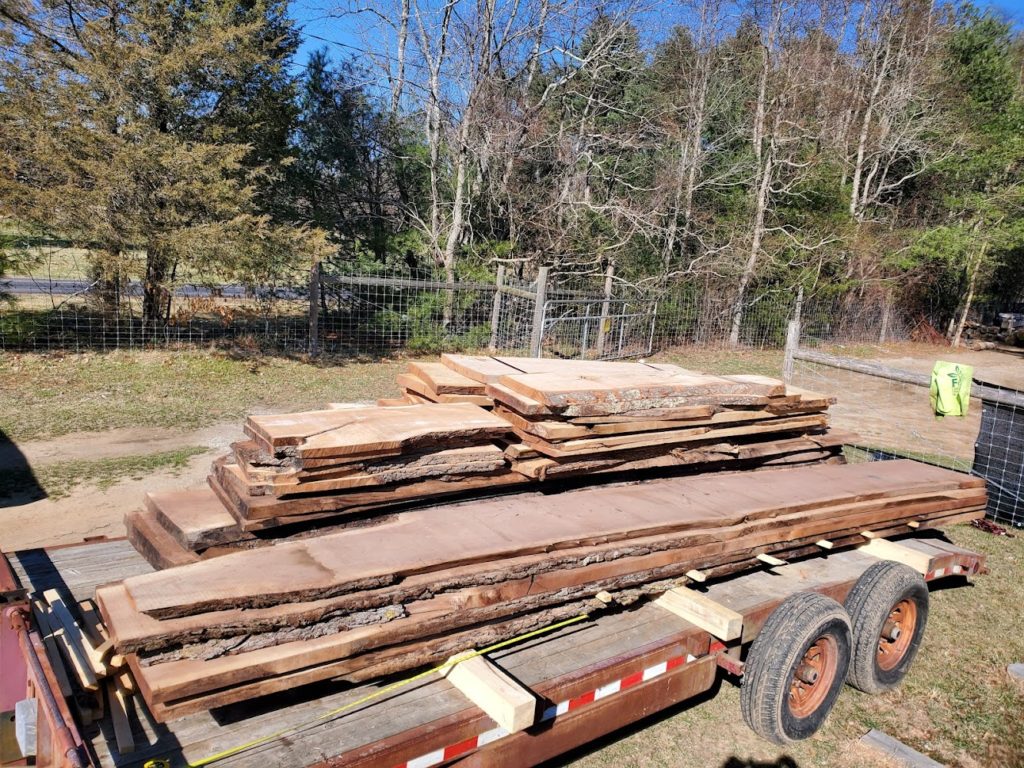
[740, 592, 852, 744]
[844, 561, 929, 694]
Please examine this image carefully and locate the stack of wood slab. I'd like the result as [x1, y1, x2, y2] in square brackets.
[434, 355, 847, 479]
[98, 460, 986, 721]
[379, 360, 494, 407]
[128, 402, 524, 569]
[126, 356, 852, 570]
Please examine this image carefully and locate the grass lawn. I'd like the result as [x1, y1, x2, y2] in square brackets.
[0, 349, 406, 442]
[0, 346, 782, 443]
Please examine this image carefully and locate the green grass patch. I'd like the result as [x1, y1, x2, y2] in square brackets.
[651, 346, 784, 377]
[0, 349, 405, 442]
[0, 445, 208, 500]
[842, 443, 972, 472]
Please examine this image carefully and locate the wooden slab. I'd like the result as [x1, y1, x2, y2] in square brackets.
[244, 403, 511, 459]
[495, 369, 778, 410]
[125, 509, 201, 570]
[145, 487, 254, 550]
[518, 415, 828, 458]
[122, 461, 982, 619]
[408, 362, 487, 395]
[396, 373, 493, 406]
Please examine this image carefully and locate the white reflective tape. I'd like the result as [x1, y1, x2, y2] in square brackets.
[555, 700, 570, 716]
[594, 680, 621, 700]
[642, 661, 668, 681]
[477, 727, 508, 746]
[407, 748, 446, 768]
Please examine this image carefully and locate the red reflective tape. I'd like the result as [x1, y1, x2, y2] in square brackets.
[709, 640, 726, 653]
[568, 690, 596, 710]
[444, 735, 480, 760]
[619, 670, 644, 690]
[666, 655, 686, 670]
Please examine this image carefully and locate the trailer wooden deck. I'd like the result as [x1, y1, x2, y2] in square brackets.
[2, 530, 985, 768]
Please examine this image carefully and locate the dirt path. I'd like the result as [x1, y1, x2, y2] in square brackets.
[0, 421, 241, 552]
[0, 422, 239, 467]
[0, 452, 215, 551]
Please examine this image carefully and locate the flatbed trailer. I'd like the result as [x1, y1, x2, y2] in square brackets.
[1, 530, 986, 768]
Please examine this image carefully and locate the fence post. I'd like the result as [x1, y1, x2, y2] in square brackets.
[596, 261, 615, 358]
[879, 292, 891, 344]
[308, 261, 321, 357]
[529, 266, 550, 358]
[488, 265, 506, 352]
[783, 318, 800, 382]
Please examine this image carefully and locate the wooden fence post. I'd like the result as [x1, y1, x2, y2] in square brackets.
[308, 261, 321, 358]
[529, 266, 550, 358]
[489, 265, 506, 352]
[596, 261, 615, 359]
[783, 319, 800, 382]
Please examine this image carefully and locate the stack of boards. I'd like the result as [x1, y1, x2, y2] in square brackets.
[98, 460, 987, 721]
[128, 355, 853, 570]
[429, 355, 846, 480]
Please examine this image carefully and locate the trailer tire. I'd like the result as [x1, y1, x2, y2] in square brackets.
[740, 592, 852, 744]
[844, 561, 929, 694]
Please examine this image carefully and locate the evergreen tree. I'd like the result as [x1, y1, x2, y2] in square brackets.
[0, 0, 318, 324]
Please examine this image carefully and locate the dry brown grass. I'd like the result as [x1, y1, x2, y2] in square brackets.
[561, 524, 1024, 768]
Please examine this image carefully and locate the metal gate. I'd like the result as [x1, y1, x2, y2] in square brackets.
[538, 297, 657, 360]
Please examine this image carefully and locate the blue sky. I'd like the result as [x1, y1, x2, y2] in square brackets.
[287, 0, 1024, 74]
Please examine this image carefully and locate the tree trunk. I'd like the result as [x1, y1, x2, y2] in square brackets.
[952, 235, 989, 348]
[143, 249, 170, 329]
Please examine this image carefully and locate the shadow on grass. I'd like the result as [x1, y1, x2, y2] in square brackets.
[0, 428, 46, 507]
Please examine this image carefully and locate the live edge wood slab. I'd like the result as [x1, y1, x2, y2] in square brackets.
[99, 459, 985, 718]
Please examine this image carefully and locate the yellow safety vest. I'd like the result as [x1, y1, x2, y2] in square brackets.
[930, 361, 973, 418]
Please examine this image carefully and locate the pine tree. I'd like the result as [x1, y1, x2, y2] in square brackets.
[0, 0, 319, 324]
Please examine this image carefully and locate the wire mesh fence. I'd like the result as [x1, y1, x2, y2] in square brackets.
[0, 261, 925, 358]
[790, 347, 1024, 528]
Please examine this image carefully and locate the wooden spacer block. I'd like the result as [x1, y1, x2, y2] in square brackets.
[907, 520, 921, 529]
[861, 530, 879, 540]
[816, 539, 834, 550]
[594, 590, 614, 604]
[441, 654, 537, 733]
[685, 569, 707, 583]
[654, 587, 743, 641]
[858, 538, 932, 574]
[107, 680, 135, 754]
[756, 553, 787, 567]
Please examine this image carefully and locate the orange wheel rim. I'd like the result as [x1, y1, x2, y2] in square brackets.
[788, 635, 839, 718]
[877, 598, 917, 672]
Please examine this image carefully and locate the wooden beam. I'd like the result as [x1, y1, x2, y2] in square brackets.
[77, 599, 108, 646]
[858, 538, 933, 574]
[44, 589, 104, 687]
[441, 654, 537, 733]
[30, 600, 74, 698]
[654, 587, 743, 641]
[107, 681, 135, 754]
